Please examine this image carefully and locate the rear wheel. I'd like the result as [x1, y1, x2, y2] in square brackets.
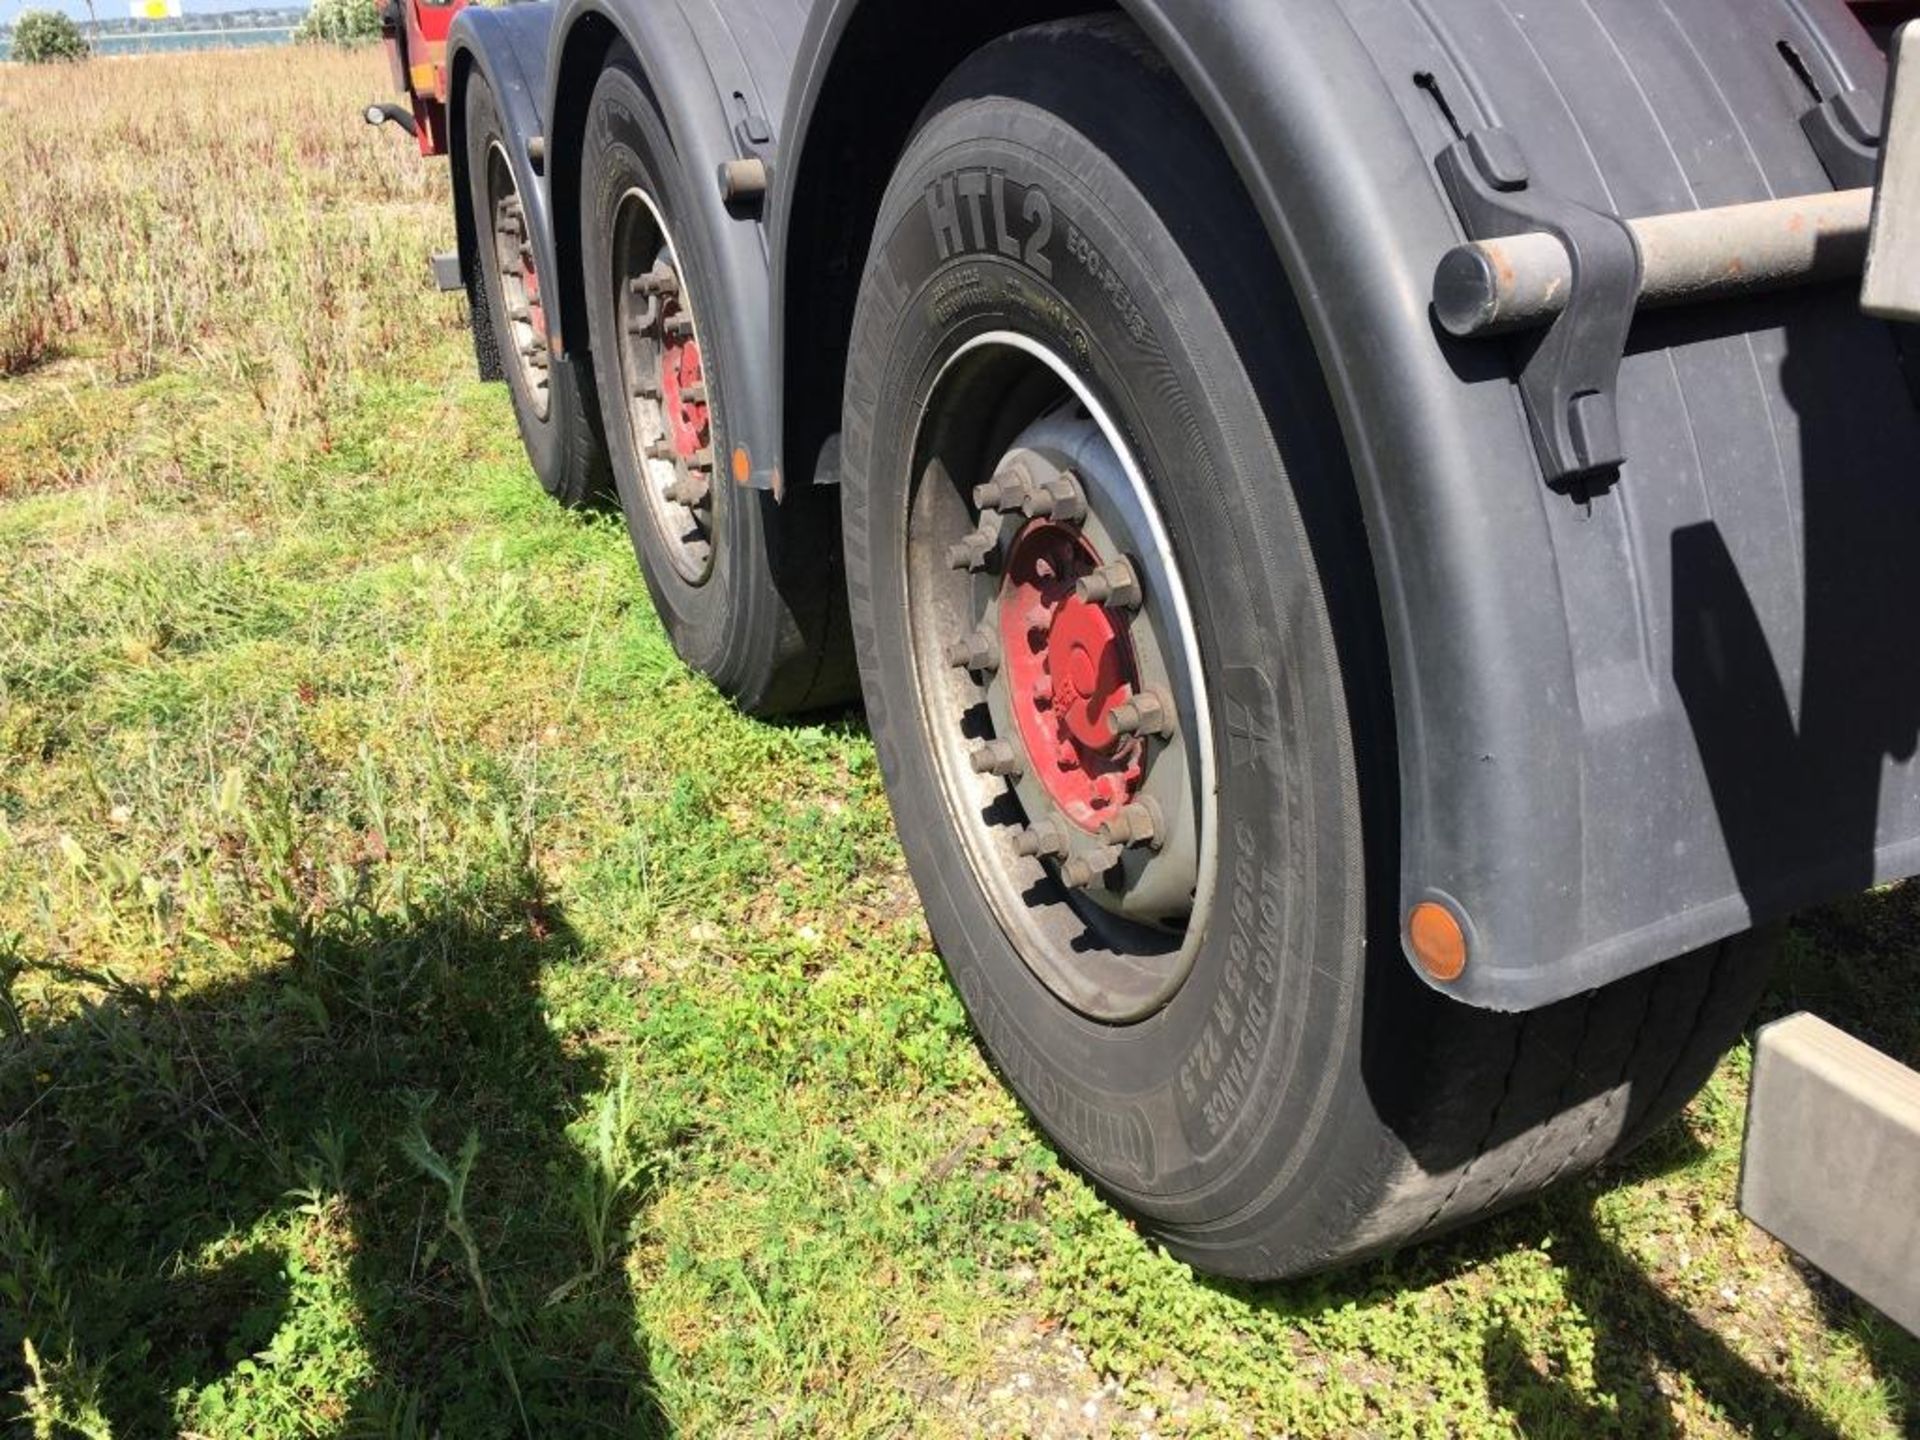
[841, 18, 1772, 1278]
[463, 74, 609, 508]
[580, 60, 854, 716]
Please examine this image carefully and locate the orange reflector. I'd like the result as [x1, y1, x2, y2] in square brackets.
[731, 447, 752, 486]
[1408, 902, 1468, 983]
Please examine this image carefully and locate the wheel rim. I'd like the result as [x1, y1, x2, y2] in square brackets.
[485, 142, 550, 423]
[609, 188, 716, 585]
[906, 334, 1218, 1024]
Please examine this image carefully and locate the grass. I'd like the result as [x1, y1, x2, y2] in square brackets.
[2, 43, 1918, 1440]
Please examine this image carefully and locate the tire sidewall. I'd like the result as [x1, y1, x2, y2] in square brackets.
[842, 89, 1375, 1233]
[579, 64, 761, 680]
[463, 75, 574, 494]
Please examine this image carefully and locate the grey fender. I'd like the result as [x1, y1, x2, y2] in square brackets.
[772, 0, 1920, 1009]
[447, 4, 564, 357]
[540, 0, 805, 492]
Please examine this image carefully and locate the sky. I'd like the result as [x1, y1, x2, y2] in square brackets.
[5, 0, 303, 20]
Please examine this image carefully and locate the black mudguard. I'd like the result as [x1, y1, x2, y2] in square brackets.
[774, 0, 1920, 1009]
[540, 0, 805, 492]
[447, 4, 565, 357]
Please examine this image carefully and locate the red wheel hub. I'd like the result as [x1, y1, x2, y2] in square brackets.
[999, 521, 1145, 830]
[659, 299, 710, 463]
[522, 245, 546, 340]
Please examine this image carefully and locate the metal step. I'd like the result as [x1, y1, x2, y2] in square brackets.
[1864, 22, 1920, 321]
[1740, 1012, 1920, 1336]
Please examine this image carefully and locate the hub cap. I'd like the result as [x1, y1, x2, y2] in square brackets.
[998, 520, 1146, 831]
[487, 143, 550, 422]
[611, 190, 716, 584]
[908, 335, 1217, 1023]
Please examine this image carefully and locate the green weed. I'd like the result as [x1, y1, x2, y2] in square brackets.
[0, 42, 1914, 1440]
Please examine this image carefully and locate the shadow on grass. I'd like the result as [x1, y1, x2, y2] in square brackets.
[1470, 1116, 1916, 1439]
[1190, 886, 1920, 1437]
[0, 868, 669, 1437]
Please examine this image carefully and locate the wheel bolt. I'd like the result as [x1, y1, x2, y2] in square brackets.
[682, 381, 708, 404]
[1076, 559, 1143, 611]
[943, 629, 1001, 675]
[1060, 845, 1124, 891]
[636, 268, 679, 299]
[1022, 471, 1088, 524]
[972, 464, 1032, 514]
[970, 740, 1025, 779]
[664, 314, 695, 339]
[1109, 690, 1174, 739]
[666, 473, 711, 508]
[1099, 798, 1165, 851]
[646, 440, 678, 464]
[946, 528, 998, 573]
[1013, 820, 1072, 860]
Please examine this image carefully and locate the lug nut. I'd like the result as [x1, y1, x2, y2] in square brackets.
[946, 527, 999, 573]
[1060, 845, 1124, 891]
[1013, 820, 1072, 860]
[631, 376, 662, 401]
[972, 464, 1032, 514]
[970, 740, 1025, 779]
[666, 473, 711, 508]
[636, 268, 680, 299]
[1022, 471, 1088, 524]
[1076, 559, 1143, 611]
[1099, 799, 1165, 851]
[664, 314, 695, 339]
[943, 629, 1001, 675]
[1109, 690, 1174, 739]
[682, 381, 708, 405]
[646, 440, 678, 464]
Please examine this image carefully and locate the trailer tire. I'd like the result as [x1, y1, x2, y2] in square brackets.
[463, 75, 610, 509]
[840, 18, 1773, 1279]
[578, 59, 854, 717]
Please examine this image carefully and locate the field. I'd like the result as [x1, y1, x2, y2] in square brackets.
[2, 45, 1918, 1440]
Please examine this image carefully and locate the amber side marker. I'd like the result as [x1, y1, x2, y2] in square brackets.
[1408, 902, 1468, 983]
[731, 446, 753, 486]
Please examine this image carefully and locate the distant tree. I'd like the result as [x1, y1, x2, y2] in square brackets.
[12, 10, 90, 62]
[293, 0, 377, 46]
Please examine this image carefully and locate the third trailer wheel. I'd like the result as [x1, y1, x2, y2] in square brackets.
[463, 73, 609, 508]
[579, 56, 853, 718]
[839, 18, 1773, 1279]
